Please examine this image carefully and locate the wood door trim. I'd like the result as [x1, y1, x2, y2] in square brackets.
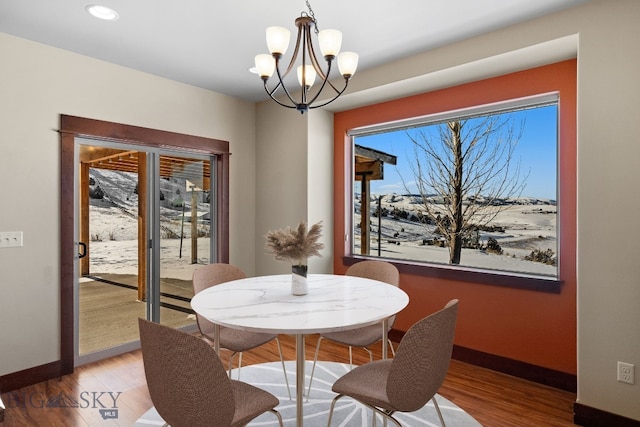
[59, 115, 230, 377]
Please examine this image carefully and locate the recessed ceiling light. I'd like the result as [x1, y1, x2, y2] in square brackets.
[86, 5, 119, 21]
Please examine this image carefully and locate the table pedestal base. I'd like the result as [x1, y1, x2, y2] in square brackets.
[296, 334, 305, 426]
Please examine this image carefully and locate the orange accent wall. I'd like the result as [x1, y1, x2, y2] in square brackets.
[333, 60, 577, 374]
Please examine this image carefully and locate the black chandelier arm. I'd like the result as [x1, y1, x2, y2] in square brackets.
[262, 81, 298, 109]
[323, 73, 347, 96]
[263, 65, 284, 98]
[309, 77, 351, 110]
[285, 24, 305, 79]
[305, 28, 328, 80]
[302, 59, 336, 108]
[265, 55, 301, 109]
[262, 56, 316, 112]
[263, 69, 351, 112]
[265, 82, 299, 109]
[261, 53, 292, 100]
[299, 28, 310, 104]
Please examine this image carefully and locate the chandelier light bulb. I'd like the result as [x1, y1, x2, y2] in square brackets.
[266, 26, 291, 55]
[297, 65, 317, 88]
[338, 52, 359, 78]
[255, 54, 276, 78]
[318, 29, 342, 58]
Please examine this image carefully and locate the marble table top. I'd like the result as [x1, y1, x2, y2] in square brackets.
[191, 273, 409, 335]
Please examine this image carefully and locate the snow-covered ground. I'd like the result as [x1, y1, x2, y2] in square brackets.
[353, 193, 557, 276]
[88, 169, 210, 281]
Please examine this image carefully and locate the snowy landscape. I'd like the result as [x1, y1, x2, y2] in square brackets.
[354, 193, 557, 276]
[88, 169, 211, 281]
[87, 170, 558, 278]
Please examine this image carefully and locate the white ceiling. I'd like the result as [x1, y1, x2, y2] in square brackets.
[0, 0, 590, 103]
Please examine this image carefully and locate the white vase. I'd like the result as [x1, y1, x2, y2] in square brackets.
[291, 265, 308, 295]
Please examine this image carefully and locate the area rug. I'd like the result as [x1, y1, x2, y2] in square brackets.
[134, 361, 482, 426]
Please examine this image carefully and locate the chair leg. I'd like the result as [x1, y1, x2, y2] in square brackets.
[227, 351, 241, 379]
[326, 393, 345, 426]
[275, 337, 292, 400]
[270, 408, 284, 427]
[363, 346, 373, 363]
[348, 400, 402, 427]
[378, 409, 403, 427]
[306, 336, 324, 401]
[432, 395, 446, 427]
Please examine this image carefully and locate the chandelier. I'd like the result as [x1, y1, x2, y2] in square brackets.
[254, 1, 358, 114]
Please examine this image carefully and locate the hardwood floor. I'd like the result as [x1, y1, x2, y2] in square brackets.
[0, 334, 577, 426]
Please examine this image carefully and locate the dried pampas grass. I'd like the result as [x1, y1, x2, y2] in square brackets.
[265, 221, 324, 266]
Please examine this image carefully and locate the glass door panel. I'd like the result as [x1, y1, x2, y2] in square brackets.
[157, 154, 213, 327]
[77, 144, 146, 356]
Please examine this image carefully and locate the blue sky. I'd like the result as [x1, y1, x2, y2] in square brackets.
[354, 104, 558, 200]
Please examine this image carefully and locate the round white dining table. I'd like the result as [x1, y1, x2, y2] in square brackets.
[191, 273, 409, 427]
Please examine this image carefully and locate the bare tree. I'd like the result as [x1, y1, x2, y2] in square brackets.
[406, 116, 527, 264]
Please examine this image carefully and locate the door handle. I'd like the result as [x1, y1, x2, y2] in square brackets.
[78, 242, 87, 259]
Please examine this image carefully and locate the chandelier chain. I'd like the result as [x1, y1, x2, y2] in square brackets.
[305, 0, 320, 34]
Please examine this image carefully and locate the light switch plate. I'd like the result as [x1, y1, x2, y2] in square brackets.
[0, 231, 23, 248]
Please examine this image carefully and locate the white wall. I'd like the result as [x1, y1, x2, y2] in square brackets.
[307, 110, 334, 273]
[256, 0, 640, 421]
[572, 0, 640, 419]
[0, 33, 257, 376]
[253, 104, 334, 276]
[254, 102, 309, 275]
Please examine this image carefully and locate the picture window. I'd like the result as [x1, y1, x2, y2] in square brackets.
[350, 95, 559, 279]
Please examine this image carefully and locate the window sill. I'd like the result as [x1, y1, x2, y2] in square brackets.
[343, 255, 562, 293]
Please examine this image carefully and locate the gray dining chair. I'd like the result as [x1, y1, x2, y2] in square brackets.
[192, 263, 290, 398]
[327, 299, 459, 427]
[138, 318, 283, 427]
[307, 260, 400, 397]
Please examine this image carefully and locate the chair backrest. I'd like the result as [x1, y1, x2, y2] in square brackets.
[386, 299, 459, 412]
[345, 260, 400, 287]
[192, 263, 246, 336]
[138, 318, 234, 427]
[193, 263, 246, 293]
[346, 260, 400, 328]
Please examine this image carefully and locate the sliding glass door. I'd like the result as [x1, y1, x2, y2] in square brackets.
[74, 138, 215, 364]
